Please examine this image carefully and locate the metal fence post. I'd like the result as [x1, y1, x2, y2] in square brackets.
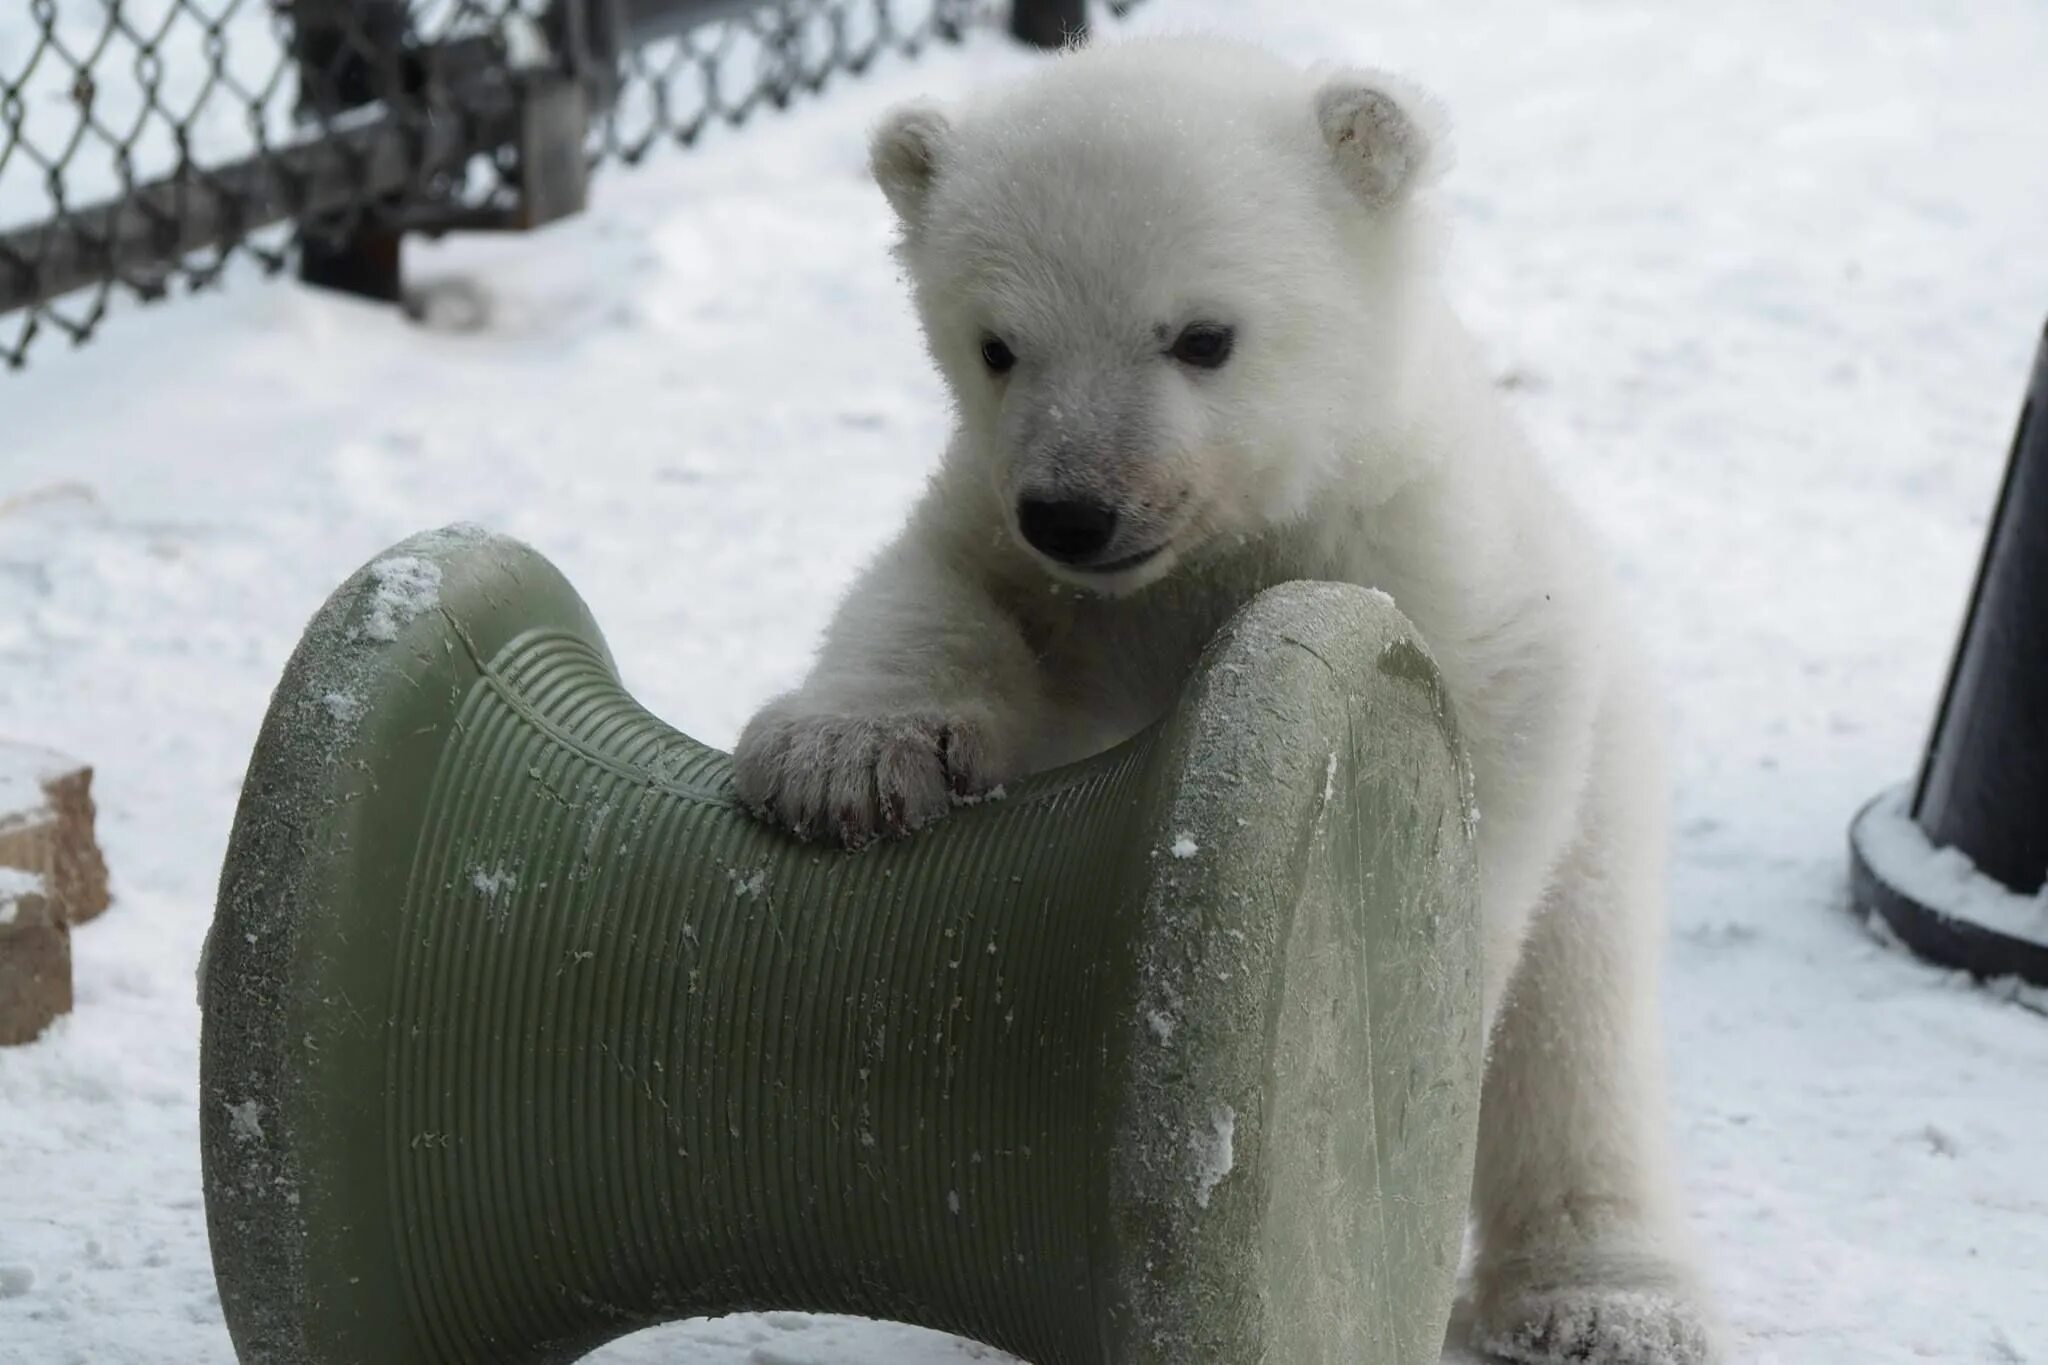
[290, 0, 417, 302]
[1011, 0, 1087, 48]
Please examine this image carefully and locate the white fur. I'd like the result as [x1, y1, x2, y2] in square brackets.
[735, 36, 1718, 1362]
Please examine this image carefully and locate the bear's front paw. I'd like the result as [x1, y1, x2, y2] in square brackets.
[732, 697, 1007, 848]
[1472, 1249, 1719, 1365]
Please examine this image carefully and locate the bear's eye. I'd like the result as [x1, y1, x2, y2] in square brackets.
[980, 336, 1017, 375]
[1170, 323, 1235, 370]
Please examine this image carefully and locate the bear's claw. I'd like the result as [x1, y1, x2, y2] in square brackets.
[733, 699, 1004, 848]
[1472, 1259, 1719, 1365]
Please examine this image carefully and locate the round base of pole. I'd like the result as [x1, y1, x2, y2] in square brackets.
[1848, 784, 2048, 988]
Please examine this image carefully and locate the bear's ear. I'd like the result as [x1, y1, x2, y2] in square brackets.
[870, 102, 952, 224]
[1313, 71, 1442, 210]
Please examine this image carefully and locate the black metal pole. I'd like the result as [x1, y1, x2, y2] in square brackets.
[1850, 318, 2048, 985]
[1011, 0, 1088, 49]
[1913, 326, 2048, 887]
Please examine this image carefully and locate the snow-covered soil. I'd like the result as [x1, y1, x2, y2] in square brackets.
[5, 1, 2048, 1362]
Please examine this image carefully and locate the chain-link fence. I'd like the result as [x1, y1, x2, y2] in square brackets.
[0, 0, 1136, 370]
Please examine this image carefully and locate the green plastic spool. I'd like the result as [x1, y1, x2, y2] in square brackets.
[198, 526, 1481, 1365]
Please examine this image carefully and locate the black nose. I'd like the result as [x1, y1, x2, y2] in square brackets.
[1017, 497, 1119, 564]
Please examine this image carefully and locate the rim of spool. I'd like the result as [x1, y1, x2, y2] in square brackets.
[200, 525, 596, 1361]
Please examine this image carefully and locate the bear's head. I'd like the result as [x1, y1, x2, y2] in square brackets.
[873, 36, 1446, 592]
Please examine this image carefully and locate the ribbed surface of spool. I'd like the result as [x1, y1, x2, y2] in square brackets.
[385, 629, 1158, 1363]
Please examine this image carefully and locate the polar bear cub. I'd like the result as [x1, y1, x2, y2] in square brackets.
[734, 35, 1719, 1365]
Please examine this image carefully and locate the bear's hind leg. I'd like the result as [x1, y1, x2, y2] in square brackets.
[1465, 726, 1719, 1364]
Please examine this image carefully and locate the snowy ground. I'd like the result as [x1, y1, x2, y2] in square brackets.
[5, 1, 2048, 1361]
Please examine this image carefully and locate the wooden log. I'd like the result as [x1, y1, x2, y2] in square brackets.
[0, 743, 111, 925]
[0, 873, 70, 1045]
[0, 744, 109, 1045]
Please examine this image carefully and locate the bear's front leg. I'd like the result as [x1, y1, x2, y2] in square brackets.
[1467, 704, 1721, 1364]
[733, 530, 1044, 848]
